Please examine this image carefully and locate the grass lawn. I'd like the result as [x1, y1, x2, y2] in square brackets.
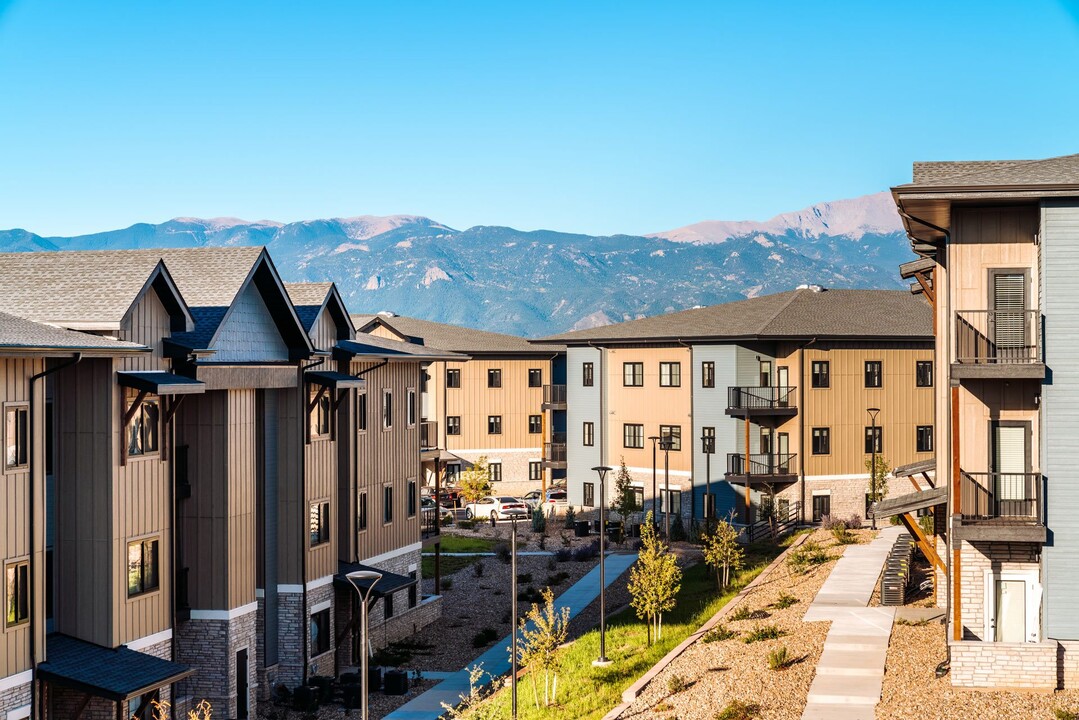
[463, 539, 794, 719]
[421, 535, 501, 578]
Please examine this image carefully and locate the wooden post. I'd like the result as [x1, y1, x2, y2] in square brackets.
[951, 384, 962, 641]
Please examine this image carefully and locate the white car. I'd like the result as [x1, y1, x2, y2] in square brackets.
[465, 496, 530, 521]
[521, 490, 544, 509]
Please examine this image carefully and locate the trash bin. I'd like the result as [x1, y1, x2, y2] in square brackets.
[384, 670, 410, 695]
[368, 666, 383, 692]
[574, 520, 590, 537]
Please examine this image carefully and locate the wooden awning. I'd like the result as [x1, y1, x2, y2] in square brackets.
[869, 485, 947, 518]
[117, 371, 205, 395]
[305, 370, 365, 391]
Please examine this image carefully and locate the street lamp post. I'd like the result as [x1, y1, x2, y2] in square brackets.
[346, 570, 383, 720]
[591, 465, 613, 667]
[648, 436, 660, 528]
[702, 433, 713, 522]
[867, 407, 881, 530]
[511, 513, 519, 718]
[660, 437, 672, 538]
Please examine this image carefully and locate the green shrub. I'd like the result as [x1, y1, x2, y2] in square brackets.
[767, 646, 793, 670]
[831, 525, 858, 545]
[516, 572, 533, 584]
[495, 543, 512, 563]
[669, 516, 687, 542]
[563, 505, 577, 529]
[729, 606, 768, 622]
[545, 571, 570, 586]
[1054, 710, 1079, 720]
[702, 624, 738, 642]
[457, 519, 476, 530]
[667, 674, 688, 694]
[473, 561, 485, 578]
[787, 542, 830, 574]
[772, 592, 798, 609]
[743, 624, 784, 644]
[471, 627, 498, 648]
[532, 507, 547, 533]
[714, 700, 761, 720]
[440, 577, 453, 591]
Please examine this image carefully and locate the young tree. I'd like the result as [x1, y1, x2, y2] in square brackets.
[612, 457, 639, 522]
[628, 511, 682, 645]
[458, 455, 492, 505]
[702, 514, 745, 590]
[515, 587, 571, 707]
[865, 454, 890, 507]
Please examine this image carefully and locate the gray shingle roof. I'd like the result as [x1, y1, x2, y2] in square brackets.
[0, 311, 146, 352]
[337, 333, 467, 361]
[534, 288, 931, 344]
[908, 153, 1079, 188]
[38, 634, 193, 702]
[354, 314, 564, 354]
[285, 282, 334, 331]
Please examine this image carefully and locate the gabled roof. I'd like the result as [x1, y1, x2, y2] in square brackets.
[285, 282, 355, 342]
[354, 314, 564, 354]
[0, 311, 147, 354]
[533, 288, 932, 345]
[906, 153, 1079, 188]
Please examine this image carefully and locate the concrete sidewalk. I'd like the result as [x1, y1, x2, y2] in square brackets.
[384, 552, 638, 720]
[801, 527, 901, 720]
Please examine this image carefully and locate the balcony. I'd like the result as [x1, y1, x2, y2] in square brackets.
[542, 432, 567, 469]
[954, 471, 1045, 543]
[725, 453, 798, 485]
[953, 310, 1045, 380]
[542, 384, 567, 411]
[726, 386, 798, 418]
[420, 421, 439, 459]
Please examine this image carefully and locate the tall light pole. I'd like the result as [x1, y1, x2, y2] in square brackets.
[660, 437, 672, 538]
[702, 432, 713, 522]
[648, 436, 660, 527]
[591, 465, 613, 667]
[510, 513, 519, 718]
[867, 407, 881, 530]
[346, 569, 382, 720]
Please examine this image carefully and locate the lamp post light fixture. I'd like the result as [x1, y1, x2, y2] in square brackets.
[659, 436, 673, 538]
[702, 432, 714, 522]
[648, 436, 660, 528]
[511, 513, 519, 718]
[345, 569, 383, 720]
[591, 465, 614, 667]
[867, 407, 881, 530]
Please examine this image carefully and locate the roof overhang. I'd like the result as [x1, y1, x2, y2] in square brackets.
[869, 485, 947, 518]
[334, 339, 467, 362]
[306, 369, 365, 391]
[893, 458, 935, 478]
[37, 635, 194, 703]
[118, 370, 206, 395]
[334, 562, 417, 598]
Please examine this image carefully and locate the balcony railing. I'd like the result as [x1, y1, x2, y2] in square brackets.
[726, 453, 797, 477]
[420, 421, 438, 450]
[544, 432, 568, 464]
[542, 384, 567, 408]
[955, 310, 1040, 365]
[727, 386, 797, 414]
[960, 472, 1041, 523]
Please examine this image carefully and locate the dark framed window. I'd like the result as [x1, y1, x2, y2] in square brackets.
[528, 462, 542, 482]
[623, 362, 644, 387]
[407, 388, 417, 427]
[759, 360, 772, 387]
[408, 571, 418, 608]
[127, 538, 160, 597]
[383, 390, 393, 429]
[583, 422, 594, 447]
[490, 462, 502, 482]
[812, 427, 830, 455]
[487, 415, 502, 434]
[310, 609, 331, 656]
[310, 390, 331, 438]
[632, 487, 645, 510]
[528, 369, 542, 387]
[661, 489, 682, 516]
[446, 368, 461, 388]
[701, 361, 715, 389]
[407, 479, 418, 517]
[487, 369, 502, 388]
[812, 494, 831, 522]
[811, 361, 830, 389]
[127, 398, 160, 457]
[383, 484, 394, 523]
[309, 501, 330, 546]
[659, 425, 682, 451]
[447, 416, 461, 435]
[702, 426, 715, 454]
[5, 560, 29, 627]
[358, 491, 368, 532]
[583, 482, 595, 508]
[623, 423, 644, 449]
[865, 426, 883, 454]
[384, 594, 395, 619]
[446, 464, 461, 483]
[916, 361, 933, 387]
[582, 362, 594, 387]
[917, 425, 934, 453]
[864, 361, 883, 389]
[357, 392, 368, 432]
[528, 415, 542, 434]
[659, 362, 681, 387]
[4, 404, 28, 470]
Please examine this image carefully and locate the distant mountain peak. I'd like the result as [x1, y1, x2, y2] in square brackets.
[170, 216, 284, 229]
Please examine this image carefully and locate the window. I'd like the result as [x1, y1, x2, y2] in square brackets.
[487, 369, 502, 388]
[4, 404, 28, 470]
[528, 369, 542, 387]
[5, 560, 29, 627]
[446, 464, 461, 483]
[407, 479, 418, 516]
[583, 422, 594, 447]
[446, 368, 461, 388]
[659, 425, 682, 451]
[865, 426, 883, 454]
[407, 388, 416, 427]
[446, 416, 461, 435]
[623, 362, 644, 387]
[811, 427, 830, 455]
[383, 484, 394, 523]
[487, 415, 502, 434]
[659, 362, 681, 387]
[358, 491, 368, 532]
[528, 415, 542, 434]
[489, 462, 502, 482]
[759, 360, 772, 387]
[917, 425, 934, 453]
[126, 398, 160, 457]
[384, 594, 395, 620]
[382, 390, 393, 429]
[309, 501, 330, 546]
[310, 389, 331, 438]
[357, 392, 368, 432]
[701, 361, 715, 389]
[812, 494, 831, 522]
[310, 609, 330, 656]
[408, 571, 418, 608]
[916, 361, 933, 387]
[865, 361, 883, 388]
[623, 423, 644, 449]
[528, 462, 541, 482]
[811, 361, 830, 389]
[702, 426, 715, 454]
[661, 489, 682, 516]
[632, 487, 645, 510]
[127, 538, 160, 597]
[582, 362, 594, 387]
[583, 482, 595, 508]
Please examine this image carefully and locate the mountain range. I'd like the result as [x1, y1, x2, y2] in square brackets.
[0, 192, 913, 337]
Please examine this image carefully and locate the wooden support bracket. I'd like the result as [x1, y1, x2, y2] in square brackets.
[913, 271, 936, 305]
[307, 384, 328, 414]
[120, 389, 149, 467]
[899, 511, 945, 573]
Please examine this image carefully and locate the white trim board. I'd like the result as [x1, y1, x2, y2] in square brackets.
[189, 601, 259, 621]
[0, 670, 32, 693]
[361, 542, 422, 567]
[126, 628, 173, 652]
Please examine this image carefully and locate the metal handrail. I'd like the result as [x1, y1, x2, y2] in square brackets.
[420, 421, 438, 450]
[727, 385, 797, 410]
[543, 442, 567, 462]
[960, 472, 1041, 521]
[954, 310, 1040, 364]
[543, 384, 567, 405]
[726, 453, 797, 476]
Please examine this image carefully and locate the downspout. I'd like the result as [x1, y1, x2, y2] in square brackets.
[29, 353, 82, 720]
[299, 358, 323, 685]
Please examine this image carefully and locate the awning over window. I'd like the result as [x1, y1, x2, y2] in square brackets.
[37, 634, 194, 702]
[117, 370, 206, 396]
[334, 562, 416, 598]
[306, 370, 365, 391]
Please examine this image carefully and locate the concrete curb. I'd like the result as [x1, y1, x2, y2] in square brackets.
[601, 531, 813, 720]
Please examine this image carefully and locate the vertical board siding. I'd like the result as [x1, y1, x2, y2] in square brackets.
[443, 357, 547, 456]
[228, 389, 258, 609]
[691, 345, 737, 493]
[275, 384, 304, 586]
[566, 348, 602, 507]
[305, 359, 339, 582]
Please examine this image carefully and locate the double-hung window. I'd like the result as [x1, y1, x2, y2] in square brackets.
[701, 361, 715, 389]
[357, 491, 368, 532]
[309, 501, 330, 546]
[583, 422, 594, 447]
[659, 362, 681, 387]
[916, 426, 933, 453]
[916, 361, 933, 387]
[659, 424, 681, 451]
[447, 416, 461, 435]
[406, 388, 416, 427]
[127, 397, 160, 457]
[383, 390, 393, 429]
[528, 462, 542, 482]
[812, 427, 830, 455]
[4, 404, 28, 470]
[127, 538, 160, 597]
[623, 362, 644, 387]
[357, 392, 368, 432]
[488, 415, 502, 434]
[407, 479, 417, 516]
[5, 560, 29, 627]
[446, 368, 461, 388]
[865, 361, 883, 388]
[811, 361, 830, 388]
[384, 484, 394, 523]
[528, 369, 542, 387]
[489, 462, 502, 482]
[623, 423, 644, 449]
[582, 362, 594, 387]
[865, 426, 883, 454]
[528, 415, 542, 434]
[488, 369, 502, 388]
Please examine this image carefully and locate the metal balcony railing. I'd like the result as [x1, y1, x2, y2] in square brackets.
[542, 384, 567, 406]
[726, 453, 797, 477]
[420, 421, 438, 450]
[727, 386, 797, 412]
[955, 310, 1040, 365]
[544, 433, 567, 463]
[960, 472, 1041, 522]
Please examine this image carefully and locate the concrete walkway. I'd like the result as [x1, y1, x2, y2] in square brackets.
[801, 527, 901, 720]
[384, 553, 638, 720]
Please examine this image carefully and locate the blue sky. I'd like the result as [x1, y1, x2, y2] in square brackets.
[1, 1, 1078, 237]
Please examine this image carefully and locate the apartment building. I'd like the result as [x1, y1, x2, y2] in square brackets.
[354, 314, 566, 496]
[889, 153, 1079, 689]
[534, 288, 933, 527]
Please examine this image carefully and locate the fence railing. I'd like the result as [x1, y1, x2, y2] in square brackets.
[544, 442, 567, 463]
[955, 310, 1040, 364]
[960, 472, 1041, 522]
[420, 421, 438, 450]
[543, 384, 567, 406]
[726, 453, 797, 477]
[746, 501, 802, 543]
[727, 386, 797, 411]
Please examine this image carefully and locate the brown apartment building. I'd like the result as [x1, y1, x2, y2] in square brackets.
[354, 314, 566, 497]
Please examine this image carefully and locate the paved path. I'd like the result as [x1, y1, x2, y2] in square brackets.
[384, 553, 639, 720]
[801, 527, 901, 720]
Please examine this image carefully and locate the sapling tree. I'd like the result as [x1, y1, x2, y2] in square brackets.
[628, 511, 682, 645]
[515, 587, 571, 707]
[459, 456, 493, 505]
[702, 513, 745, 590]
[865, 455, 891, 508]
